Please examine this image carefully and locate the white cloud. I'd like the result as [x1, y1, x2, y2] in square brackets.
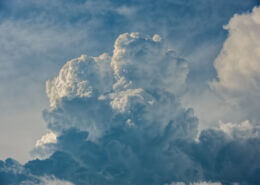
[1, 1, 260, 184]
[109, 88, 146, 113]
[212, 6, 260, 121]
[35, 132, 57, 147]
[39, 176, 74, 185]
[0, 0, 257, 164]
[111, 32, 188, 95]
[2, 31, 260, 185]
[46, 53, 113, 107]
[183, 6, 260, 130]
[218, 120, 260, 139]
[20, 176, 75, 185]
[44, 32, 190, 140]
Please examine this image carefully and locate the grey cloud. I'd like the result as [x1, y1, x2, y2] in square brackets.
[0, 158, 39, 185]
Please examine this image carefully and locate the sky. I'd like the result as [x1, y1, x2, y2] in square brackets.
[0, 0, 260, 185]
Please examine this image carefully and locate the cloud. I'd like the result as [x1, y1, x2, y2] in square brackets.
[27, 33, 200, 185]
[35, 132, 57, 148]
[39, 176, 75, 185]
[46, 53, 113, 107]
[0, 1, 260, 184]
[25, 122, 260, 185]
[0, 0, 258, 163]
[111, 33, 188, 95]
[43, 33, 190, 142]
[0, 157, 74, 185]
[167, 182, 222, 185]
[0, 33, 250, 185]
[0, 32, 259, 184]
[182, 6, 260, 130]
[0, 158, 39, 184]
[212, 6, 260, 122]
[218, 120, 260, 139]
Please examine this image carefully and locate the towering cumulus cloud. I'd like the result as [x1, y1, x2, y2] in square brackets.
[1, 32, 260, 185]
[212, 6, 260, 122]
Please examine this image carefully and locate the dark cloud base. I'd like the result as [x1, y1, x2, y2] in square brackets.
[1, 127, 260, 185]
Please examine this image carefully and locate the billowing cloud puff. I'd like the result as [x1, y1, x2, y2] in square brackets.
[0, 0, 258, 164]
[35, 132, 57, 147]
[182, 6, 260, 129]
[46, 53, 113, 107]
[111, 32, 188, 94]
[34, 33, 200, 184]
[212, 6, 260, 121]
[33, 33, 260, 185]
[47, 32, 188, 107]
[0, 158, 39, 184]
[218, 120, 260, 139]
[39, 176, 75, 185]
[25, 123, 260, 185]
[43, 33, 189, 141]
[0, 158, 73, 185]
[1, 32, 260, 185]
